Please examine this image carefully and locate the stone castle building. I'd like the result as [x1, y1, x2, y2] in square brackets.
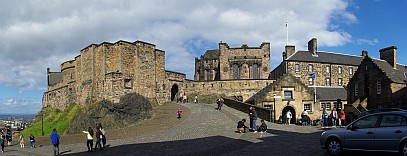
[347, 46, 407, 113]
[194, 42, 270, 81]
[43, 40, 274, 110]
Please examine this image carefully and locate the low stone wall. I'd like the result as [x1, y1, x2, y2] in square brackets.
[224, 98, 273, 122]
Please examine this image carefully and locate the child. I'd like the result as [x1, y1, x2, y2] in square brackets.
[19, 135, 24, 148]
[177, 108, 182, 119]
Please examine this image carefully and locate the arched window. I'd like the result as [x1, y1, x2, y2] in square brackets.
[252, 64, 259, 79]
[233, 64, 239, 79]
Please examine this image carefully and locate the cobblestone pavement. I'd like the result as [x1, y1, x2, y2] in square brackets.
[1, 102, 396, 156]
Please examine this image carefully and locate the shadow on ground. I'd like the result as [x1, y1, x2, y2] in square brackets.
[63, 136, 251, 156]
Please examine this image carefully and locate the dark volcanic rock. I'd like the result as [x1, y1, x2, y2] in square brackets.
[66, 93, 152, 134]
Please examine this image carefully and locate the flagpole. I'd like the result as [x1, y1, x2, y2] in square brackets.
[286, 22, 288, 45]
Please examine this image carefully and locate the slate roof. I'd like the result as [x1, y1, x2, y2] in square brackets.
[371, 58, 407, 83]
[287, 51, 363, 66]
[49, 72, 62, 86]
[309, 86, 347, 101]
[202, 49, 219, 60]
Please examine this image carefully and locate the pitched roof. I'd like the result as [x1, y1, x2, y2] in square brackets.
[49, 72, 62, 86]
[309, 86, 347, 101]
[287, 51, 363, 66]
[371, 58, 407, 83]
[202, 49, 219, 60]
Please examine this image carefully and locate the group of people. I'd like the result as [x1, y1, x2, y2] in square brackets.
[82, 123, 107, 152]
[236, 107, 267, 133]
[0, 129, 36, 154]
[178, 93, 188, 103]
[321, 108, 346, 128]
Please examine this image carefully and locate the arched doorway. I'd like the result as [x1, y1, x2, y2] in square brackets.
[171, 84, 179, 101]
[282, 106, 296, 124]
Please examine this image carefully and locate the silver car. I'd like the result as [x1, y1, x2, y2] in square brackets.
[320, 111, 407, 155]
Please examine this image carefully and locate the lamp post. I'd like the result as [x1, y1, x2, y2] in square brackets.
[42, 113, 44, 136]
[273, 94, 276, 123]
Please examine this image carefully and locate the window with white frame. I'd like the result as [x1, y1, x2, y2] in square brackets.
[338, 78, 343, 86]
[349, 67, 353, 75]
[308, 64, 313, 72]
[338, 66, 343, 74]
[355, 82, 359, 96]
[309, 77, 314, 85]
[304, 104, 312, 111]
[325, 78, 331, 86]
[377, 80, 381, 94]
[295, 64, 300, 72]
[326, 66, 330, 73]
[321, 103, 331, 110]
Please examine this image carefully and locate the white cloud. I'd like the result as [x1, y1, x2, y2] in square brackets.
[0, 0, 356, 93]
[0, 97, 41, 114]
[356, 38, 379, 45]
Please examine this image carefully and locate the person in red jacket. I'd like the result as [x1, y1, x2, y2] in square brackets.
[177, 108, 182, 119]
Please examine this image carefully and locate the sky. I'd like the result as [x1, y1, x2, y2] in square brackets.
[0, 0, 406, 114]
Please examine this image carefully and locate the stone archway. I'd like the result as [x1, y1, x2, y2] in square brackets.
[171, 84, 179, 101]
[282, 106, 296, 124]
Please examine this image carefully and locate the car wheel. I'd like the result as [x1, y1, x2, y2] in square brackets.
[326, 138, 342, 155]
[400, 141, 407, 156]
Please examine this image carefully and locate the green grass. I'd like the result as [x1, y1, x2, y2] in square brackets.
[20, 104, 79, 138]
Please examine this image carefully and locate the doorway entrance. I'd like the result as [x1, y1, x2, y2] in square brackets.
[282, 106, 296, 124]
[171, 84, 179, 101]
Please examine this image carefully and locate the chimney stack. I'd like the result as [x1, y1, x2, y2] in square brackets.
[283, 45, 295, 60]
[362, 50, 368, 57]
[308, 38, 317, 55]
[379, 46, 397, 69]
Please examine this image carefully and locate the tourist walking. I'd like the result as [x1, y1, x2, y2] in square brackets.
[249, 107, 258, 132]
[321, 108, 328, 128]
[331, 108, 338, 127]
[29, 133, 35, 148]
[50, 128, 60, 156]
[98, 123, 107, 148]
[194, 95, 198, 103]
[6, 129, 12, 146]
[18, 135, 24, 148]
[83, 127, 94, 152]
[286, 110, 292, 125]
[339, 109, 346, 127]
[217, 97, 224, 110]
[0, 133, 5, 153]
[177, 108, 182, 119]
[95, 126, 102, 150]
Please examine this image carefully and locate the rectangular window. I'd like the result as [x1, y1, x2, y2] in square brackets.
[309, 78, 314, 85]
[377, 80, 381, 94]
[308, 64, 313, 72]
[338, 78, 343, 86]
[304, 104, 311, 111]
[124, 79, 133, 89]
[338, 67, 342, 74]
[295, 64, 300, 72]
[321, 103, 331, 110]
[326, 66, 330, 73]
[284, 91, 293, 99]
[355, 82, 359, 96]
[349, 67, 353, 75]
[325, 78, 331, 86]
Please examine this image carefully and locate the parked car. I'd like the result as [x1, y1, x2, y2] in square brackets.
[320, 111, 407, 155]
[359, 108, 406, 117]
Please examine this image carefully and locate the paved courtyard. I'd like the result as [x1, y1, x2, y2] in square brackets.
[1, 102, 391, 156]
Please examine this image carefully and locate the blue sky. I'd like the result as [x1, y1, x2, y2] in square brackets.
[0, 0, 406, 114]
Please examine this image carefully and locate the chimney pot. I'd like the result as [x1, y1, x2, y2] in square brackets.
[308, 38, 317, 55]
[362, 50, 368, 57]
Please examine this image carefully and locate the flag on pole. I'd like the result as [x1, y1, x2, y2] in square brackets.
[309, 72, 316, 78]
